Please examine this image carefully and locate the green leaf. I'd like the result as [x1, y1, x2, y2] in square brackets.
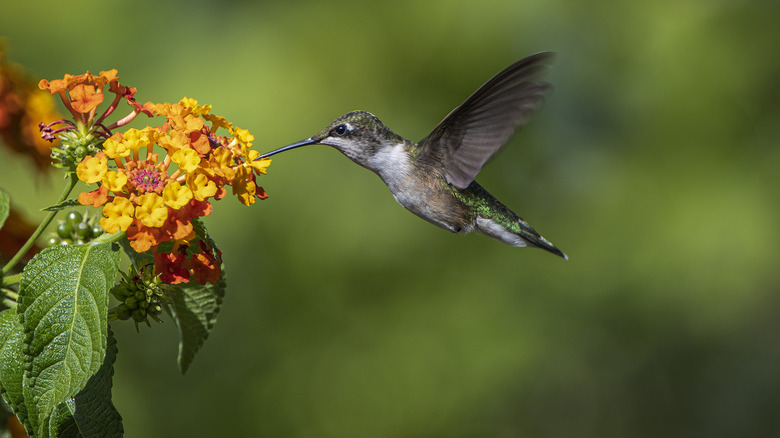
[47, 325, 123, 438]
[18, 243, 120, 436]
[166, 273, 226, 374]
[0, 309, 28, 429]
[41, 199, 81, 213]
[0, 189, 9, 231]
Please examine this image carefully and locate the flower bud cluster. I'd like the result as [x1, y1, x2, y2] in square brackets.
[46, 210, 104, 246]
[47, 125, 103, 170]
[110, 264, 168, 328]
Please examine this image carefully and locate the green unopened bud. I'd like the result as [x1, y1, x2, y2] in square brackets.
[49, 127, 104, 170]
[66, 210, 83, 225]
[131, 309, 146, 323]
[57, 221, 74, 238]
[111, 263, 171, 328]
[125, 296, 138, 309]
[115, 304, 132, 320]
[73, 146, 86, 160]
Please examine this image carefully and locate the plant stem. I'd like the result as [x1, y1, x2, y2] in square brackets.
[91, 230, 125, 245]
[2, 288, 19, 309]
[2, 289, 18, 301]
[1, 172, 78, 275]
[2, 273, 21, 286]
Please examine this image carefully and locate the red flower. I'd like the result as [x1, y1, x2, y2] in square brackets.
[154, 249, 190, 284]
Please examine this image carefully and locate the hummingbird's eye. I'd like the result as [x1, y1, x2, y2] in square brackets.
[332, 124, 349, 137]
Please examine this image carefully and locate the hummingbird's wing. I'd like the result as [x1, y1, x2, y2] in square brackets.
[418, 52, 553, 189]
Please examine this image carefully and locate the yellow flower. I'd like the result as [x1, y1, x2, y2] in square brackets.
[121, 127, 152, 151]
[232, 166, 256, 206]
[162, 182, 193, 209]
[141, 126, 164, 145]
[186, 172, 217, 201]
[169, 112, 204, 133]
[76, 153, 108, 184]
[183, 114, 204, 132]
[135, 192, 168, 227]
[103, 136, 131, 159]
[204, 113, 231, 131]
[179, 97, 211, 116]
[102, 170, 128, 192]
[231, 127, 254, 146]
[246, 150, 271, 174]
[171, 148, 201, 173]
[210, 147, 236, 180]
[157, 129, 189, 153]
[100, 197, 135, 233]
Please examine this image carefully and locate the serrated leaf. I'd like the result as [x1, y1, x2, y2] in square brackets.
[41, 199, 81, 213]
[18, 243, 120, 436]
[0, 189, 9, 231]
[0, 309, 28, 429]
[47, 325, 123, 438]
[166, 273, 226, 374]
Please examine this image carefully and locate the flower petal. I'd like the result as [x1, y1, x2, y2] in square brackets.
[76, 152, 108, 184]
[162, 182, 193, 210]
[103, 170, 128, 192]
[100, 197, 135, 233]
[69, 84, 104, 113]
[135, 193, 168, 228]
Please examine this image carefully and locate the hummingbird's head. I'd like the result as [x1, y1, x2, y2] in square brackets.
[257, 111, 405, 170]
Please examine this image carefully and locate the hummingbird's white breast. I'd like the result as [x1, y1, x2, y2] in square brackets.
[368, 142, 421, 209]
[368, 142, 412, 186]
[368, 141, 470, 233]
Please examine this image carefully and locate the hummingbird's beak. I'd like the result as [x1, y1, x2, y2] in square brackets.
[255, 138, 317, 160]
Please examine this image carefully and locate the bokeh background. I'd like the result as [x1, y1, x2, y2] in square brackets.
[2, 0, 779, 436]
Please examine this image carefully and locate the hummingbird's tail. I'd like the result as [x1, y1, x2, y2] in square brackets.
[475, 216, 568, 260]
[460, 182, 567, 259]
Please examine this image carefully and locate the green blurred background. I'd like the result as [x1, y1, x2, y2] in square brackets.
[2, 0, 780, 436]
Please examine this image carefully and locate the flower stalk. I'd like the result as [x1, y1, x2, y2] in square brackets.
[1, 171, 78, 276]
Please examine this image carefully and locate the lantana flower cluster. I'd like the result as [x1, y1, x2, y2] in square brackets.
[39, 70, 271, 284]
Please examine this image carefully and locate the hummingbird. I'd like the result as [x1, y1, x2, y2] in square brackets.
[258, 52, 567, 259]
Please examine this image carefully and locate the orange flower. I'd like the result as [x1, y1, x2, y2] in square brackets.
[78, 185, 110, 208]
[39, 69, 148, 132]
[69, 84, 104, 114]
